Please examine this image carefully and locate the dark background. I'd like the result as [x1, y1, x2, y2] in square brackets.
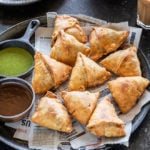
[0, 0, 150, 149]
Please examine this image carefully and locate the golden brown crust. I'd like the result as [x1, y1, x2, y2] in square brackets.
[61, 91, 99, 124]
[68, 52, 87, 91]
[108, 76, 149, 113]
[32, 52, 72, 94]
[42, 54, 72, 88]
[31, 91, 72, 133]
[100, 46, 142, 76]
[89, 27, 107, 61]
[51, 15, 87, 46]
[86, 97, 126, 137]
[89, 27, 129, 61]
[32, 52, 54, 94]
[68, 52, 111, 91]
[81, 52, 111, 87]
[50, 30, 90, 66]
[99, 27, 129, 52]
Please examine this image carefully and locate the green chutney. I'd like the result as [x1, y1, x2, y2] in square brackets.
[0, 47, 33, 76]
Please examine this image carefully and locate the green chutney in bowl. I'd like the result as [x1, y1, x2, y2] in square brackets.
[0, 47, 33, 77]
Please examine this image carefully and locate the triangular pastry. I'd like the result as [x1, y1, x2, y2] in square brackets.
[32, 52, 72, 94]
[89, 27, 129, 61]
[108, 76, 149, 113]
[51, 15, 87, 46]
[50, 30, 90, 66]
[42, 54, 72, 88]
[89, 27, 105, 61]
[31, 91, 73, 133]
[86, 96, 126, 137]
[32, 52, 54, 94]
[61, 91, 99, 124]
[68, 52, 111, 91]
[100, 46, 142, 76]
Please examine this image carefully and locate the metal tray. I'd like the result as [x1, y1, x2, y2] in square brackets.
[0, 16, 150, 150]
[0, 0, 41, 6]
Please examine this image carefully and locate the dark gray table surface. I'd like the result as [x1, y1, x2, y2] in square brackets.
[0, 0, 150, 150]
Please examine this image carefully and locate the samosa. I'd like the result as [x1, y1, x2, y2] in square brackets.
[108, 76, 149, 113]
[32, 52, 72, 94]
[68, 52, 111, 91]
[87, 96, 126, 137]
[31, 91, 72, 133]
[61, 91, 99, 124]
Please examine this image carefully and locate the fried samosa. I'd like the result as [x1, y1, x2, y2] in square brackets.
[68, 52, 111, 91]
[51, 15, 87, 46]
[89, 27, 129, 61]
[108, 76, 149, 113]
[61, 91, 99, 124]
[32, 52, 72, 94]
[50, 30, 90, 66]
[100, 46, 141, 76]
[86, 96, 126, 137]
[32, 52, 54, 94]
[31, 91, 73, 133]
[89, 27, 105, 61]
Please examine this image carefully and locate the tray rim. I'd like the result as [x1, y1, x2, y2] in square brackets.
[0, 0, 41, 6]
[0, 15, 150, 150]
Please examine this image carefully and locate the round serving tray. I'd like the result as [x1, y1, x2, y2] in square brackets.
[0, 16, 150, 150]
